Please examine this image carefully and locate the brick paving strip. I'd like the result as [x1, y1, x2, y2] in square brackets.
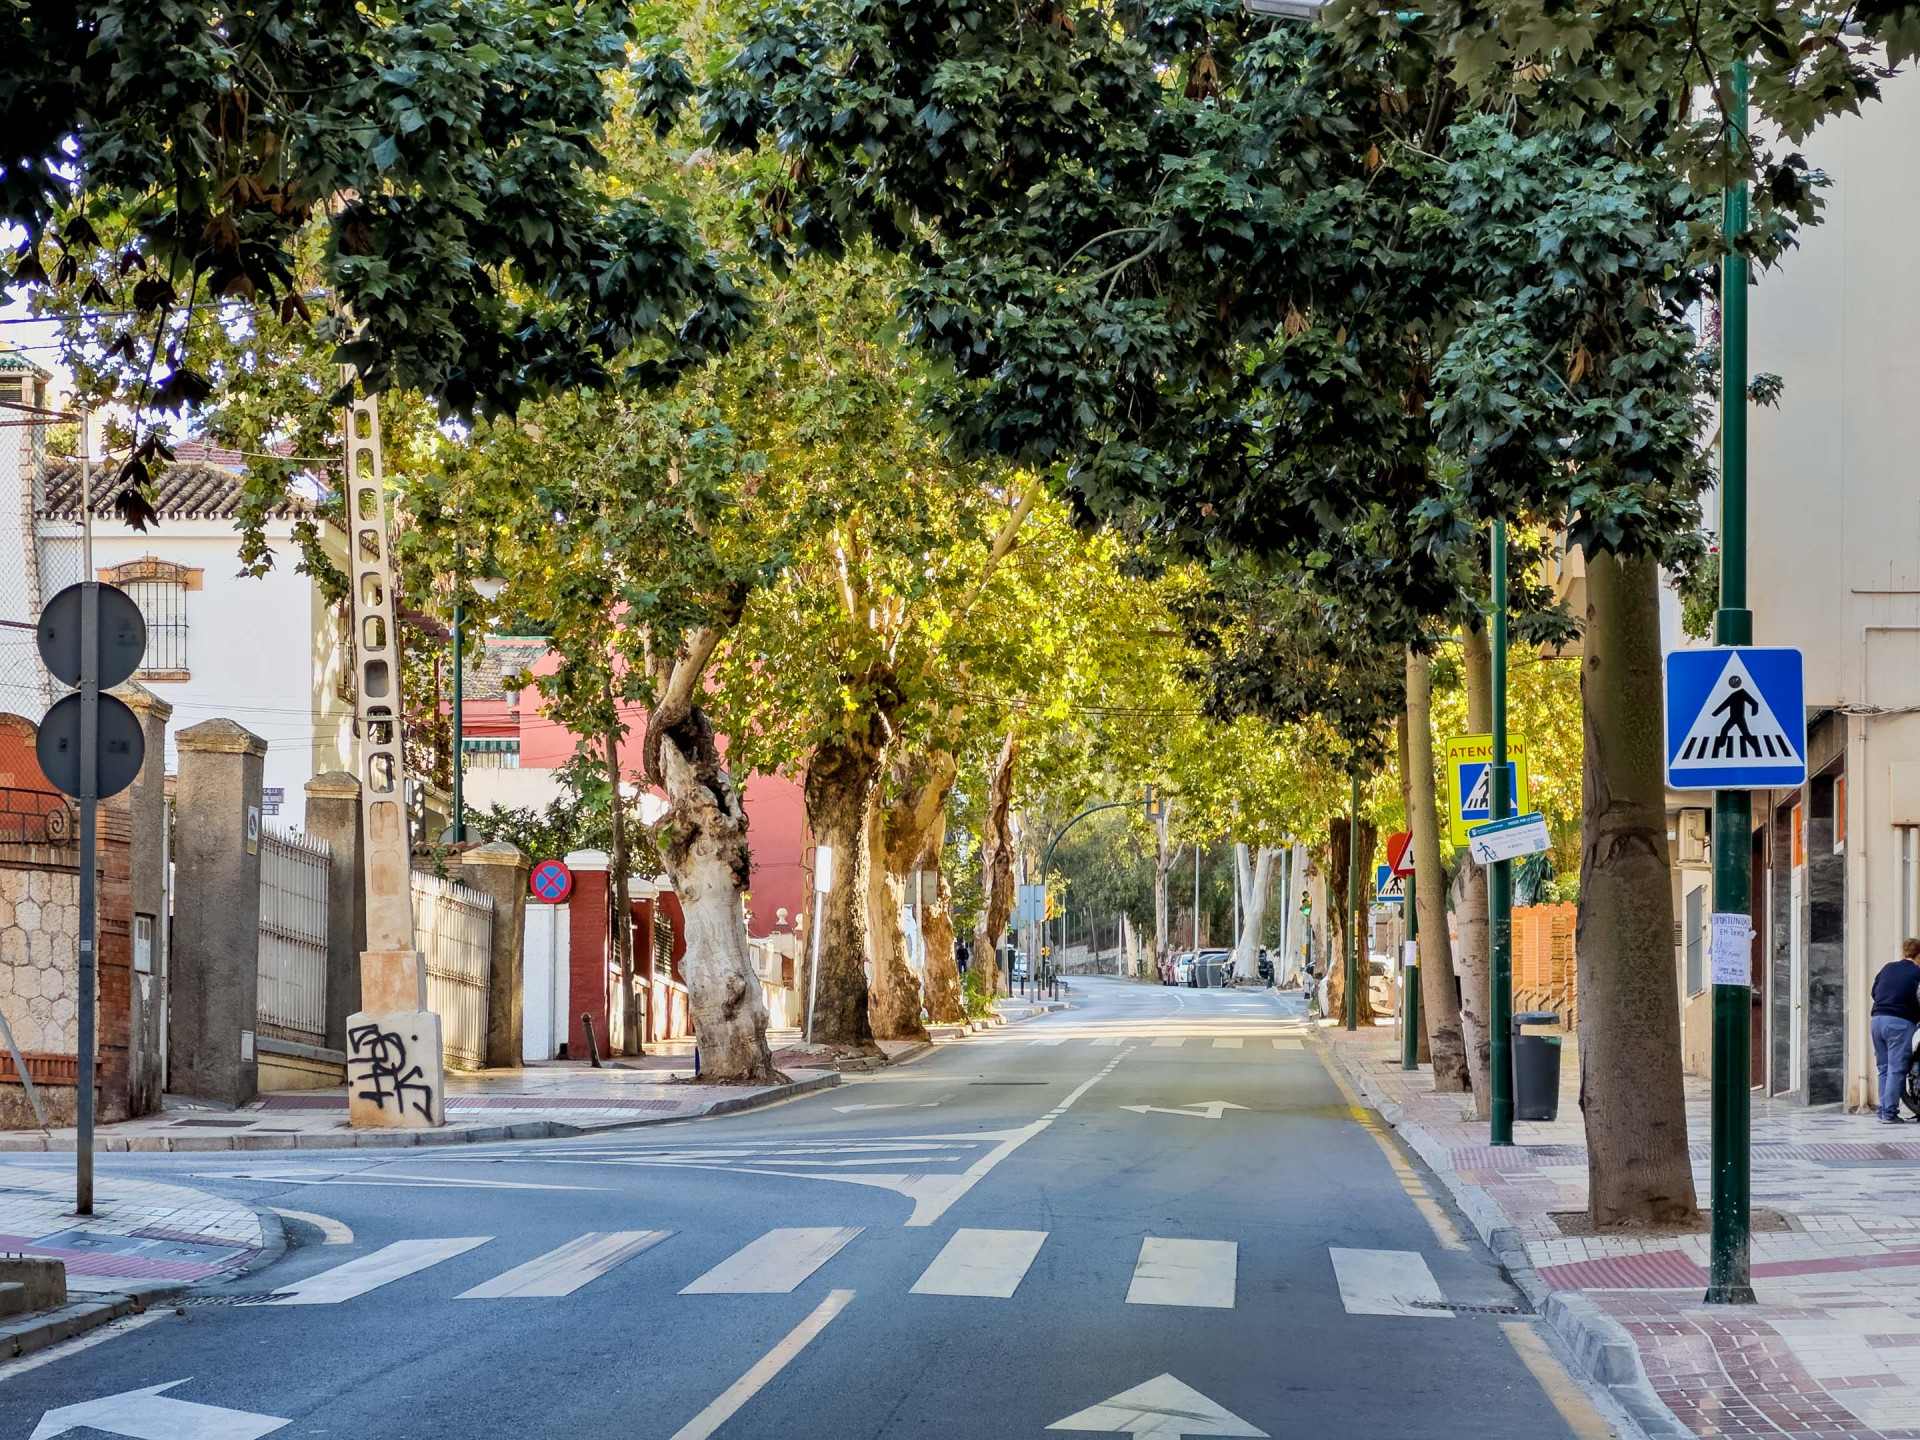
[1317, 1024, 1920, 1440]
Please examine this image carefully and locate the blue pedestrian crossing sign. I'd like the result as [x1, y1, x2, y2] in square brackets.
[1374, 863, 1405, 905]
[1664, 647, 1807, 790]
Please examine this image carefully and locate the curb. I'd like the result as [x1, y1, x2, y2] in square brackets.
[0, 1280, 190, 1360]
[1317, 1042, 1692, 1440]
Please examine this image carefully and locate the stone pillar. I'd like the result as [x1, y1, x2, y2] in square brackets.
[458, 840, 530, 1069]
[111, 681, 170, 1117]
[169, 719, 266, 1108]
[564, 850, 610, 1060]
[303, 772, 365, 1054]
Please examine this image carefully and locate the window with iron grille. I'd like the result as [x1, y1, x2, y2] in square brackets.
[461, 737, 520, 769]
[124, 579, 188, 674]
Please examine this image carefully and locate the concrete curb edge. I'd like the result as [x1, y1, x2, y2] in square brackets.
[0, 1280, 191, 1360]
[1325, 1046, 1694, 1440]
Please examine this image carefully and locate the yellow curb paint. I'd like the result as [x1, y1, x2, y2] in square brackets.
[1502, 1322, 1620, 1440]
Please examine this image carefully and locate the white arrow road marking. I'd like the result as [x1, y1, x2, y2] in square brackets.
[1125, 1238, 1236, 1309]
[1047, 1374, 1267, 1437]
[266, 1237, 491, 1305]
[1329, 1247, 1450, 1318]
[1117, 1102, 1247, 1120]
[31, 1380, 290, 1440]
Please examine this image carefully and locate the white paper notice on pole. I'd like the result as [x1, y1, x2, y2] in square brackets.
[1402, 941, 1418, 971]
[1710, 912, 1753, 987]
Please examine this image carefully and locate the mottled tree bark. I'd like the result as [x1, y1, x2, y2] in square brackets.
[1454, 623, 1495, 1118]
[648, 704, 782, 1085]
[1233, 845, 1276, 987]
[802, 709, 891, 1052]
[1578, 551, 1701, 1225]
[1326, 815, 1379, 1026]
[972, 732, 1018, 997]
[1406, 649, 1471, 1092]
[873, 749, 964, 1025]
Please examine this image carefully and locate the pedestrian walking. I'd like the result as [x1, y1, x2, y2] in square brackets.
[956, 940, 971, 975]
[1870, 938, 1920, 1123]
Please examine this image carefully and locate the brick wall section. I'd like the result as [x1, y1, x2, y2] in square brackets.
[1513, 901, 1578, 1031]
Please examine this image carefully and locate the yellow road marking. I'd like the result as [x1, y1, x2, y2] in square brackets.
[1502, 1322, 1621, 1439]
[1312, 1046, 1469, 1251]
[269, 1206, 354, 1244]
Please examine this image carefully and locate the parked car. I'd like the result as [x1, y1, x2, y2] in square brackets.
[1193, 948, 1232, 987]
[1171, 951, 1196, 985]
[1368, 955, 1393, 1012]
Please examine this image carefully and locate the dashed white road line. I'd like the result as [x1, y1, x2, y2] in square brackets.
[458, 1230, 670, 1299]
[1125, 1237, 1237, 1309]
[1329, 1247, 1449, 1318]
[265, 1237, 491, 1305]
[666, 1289, 855, 1440]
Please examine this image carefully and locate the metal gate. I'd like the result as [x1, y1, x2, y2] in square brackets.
[257, 828, 331, 1045]
[412, 872, 493, 1069]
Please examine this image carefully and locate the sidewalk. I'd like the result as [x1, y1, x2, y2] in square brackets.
[0, 1162, 267, 1293]
[1321, 1025, 1920, 1440]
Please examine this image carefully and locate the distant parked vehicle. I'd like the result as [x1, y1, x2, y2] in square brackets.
[1172, 952, 1196, 985]
[1257, 949, 1274, 984]
[1194, 948, 1232, 988]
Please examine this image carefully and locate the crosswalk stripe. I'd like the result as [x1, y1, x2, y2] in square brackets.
[1151, 1037, 1184, 1049]
[1125, 1237, 1236, 1309]
[1271, 1038, 1303, 1050]
[457, 1230, 670, 1299]
[681, 1227, 863, 1295]
[1030, 1036, 1068, 1046]
[1212, 1038, 1244, 1049]
[1089, 1037, 1124, 1048]
[266, 1237, 491, 1305]
[910, 1228, 1048, 1298]
[1329, 1247, 1449, 1318]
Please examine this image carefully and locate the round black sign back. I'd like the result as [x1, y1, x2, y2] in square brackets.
[37, 583, 147, 690]
[36, 692, 147, 800]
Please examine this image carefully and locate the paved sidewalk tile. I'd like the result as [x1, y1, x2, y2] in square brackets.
[1320, 1022, 1920, 1440]
[0, 1163, 264, 1292]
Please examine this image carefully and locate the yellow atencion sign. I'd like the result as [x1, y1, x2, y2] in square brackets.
[1444, 734, 1531, 847]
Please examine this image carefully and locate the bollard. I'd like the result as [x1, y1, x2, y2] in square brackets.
[581, 1013, 603, 1069]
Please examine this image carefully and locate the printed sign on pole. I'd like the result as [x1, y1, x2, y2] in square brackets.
[1664, 647, 1806, 790]
[1384, 830, 1415, 877]
[1374, 863, 1405, 905]
[529, 858, 574, 903]
[1016, 883, 1048, 927]
[1465, 811, 1553, 866]
[1445, 734, 1531, 847]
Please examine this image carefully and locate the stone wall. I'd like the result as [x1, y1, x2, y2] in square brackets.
[0, 863, 81, 1052]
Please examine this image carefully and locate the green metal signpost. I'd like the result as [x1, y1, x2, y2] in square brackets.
[1346, 771, 1360, 1030]
[1489, 518, 1515, 1146]
[1708, 60, 1757, 1306]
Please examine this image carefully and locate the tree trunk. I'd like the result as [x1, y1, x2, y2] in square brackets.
[873, 749, 961, 1028]
[919, 821, 965, 1024]
[803, 712, 890, 1052]
[1233, 845, 1276, 986]
[649, 706, 783, 1084]
[864, 801, 927, 1039]
[1578, 551, 1701, 1225]
[972, 731, 1017, 996]
[1455, 623, 1495, 1117]
[1396, 713, 1432, 1064]
[1407, 648, 1471, 1091]
[604, 700, 639, 1056]
[1326, 816, 1379, 1025]
[1153, 805, 1181, 979]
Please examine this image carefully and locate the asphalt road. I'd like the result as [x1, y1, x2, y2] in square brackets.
[0, 978, 1619, 1440]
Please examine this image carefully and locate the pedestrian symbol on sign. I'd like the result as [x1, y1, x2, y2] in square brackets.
[1664, 646, 1806, 790]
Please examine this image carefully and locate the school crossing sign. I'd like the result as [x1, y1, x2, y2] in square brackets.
[1445, 734, 1531, 846]
[1664, 647, 1807, 790]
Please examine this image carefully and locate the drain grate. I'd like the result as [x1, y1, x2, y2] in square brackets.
[1408, 1299, 1529, 1316]
[177, 1292, 292, 1307]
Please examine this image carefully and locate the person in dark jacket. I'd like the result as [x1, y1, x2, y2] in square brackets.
[1870, 938, 1920, 1123]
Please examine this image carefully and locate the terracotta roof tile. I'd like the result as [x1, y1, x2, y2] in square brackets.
[42, 459, 309, 521]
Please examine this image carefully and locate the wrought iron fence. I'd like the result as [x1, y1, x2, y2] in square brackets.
[257, 827, 331, 1045]
[0, 787, 76, 846]
[413, 871, 493, 1069]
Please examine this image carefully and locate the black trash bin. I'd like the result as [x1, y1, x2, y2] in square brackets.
[1513, 1010, 1562, 1122]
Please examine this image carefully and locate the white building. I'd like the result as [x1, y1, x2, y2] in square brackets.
[0, 353, 353, 826]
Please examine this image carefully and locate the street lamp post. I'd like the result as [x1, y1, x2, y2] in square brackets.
[1489, 518, 1516, 1146]
[1708, 59, 1757, 1306]
[1346, 770, 1360, 1031]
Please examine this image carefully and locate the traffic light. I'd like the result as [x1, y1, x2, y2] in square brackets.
[1144, 784, 1163, 820]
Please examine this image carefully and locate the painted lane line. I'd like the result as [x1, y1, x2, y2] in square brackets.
[1125, 1238, 1237, 1309]
[681, 1227, 863, 1294]
[1151, 1037, 1185, 1049]
[1309, 1044, 1469, 1252]
[1030, 1036, 1069, 1046]
[666, 1290, 855, 1440]
[1089, 1037, 1124, 1048]
[1270, 1039, 1304, 1051]
[910, 1229, 1048, 1298]
[1329, 1247, 1449, 1318]
[267, 1206, 353, 1245]
[265, 1237, 492, 1305]
[1212, 1038, 1244, 1049]
[457, 1230, 670, 1299]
